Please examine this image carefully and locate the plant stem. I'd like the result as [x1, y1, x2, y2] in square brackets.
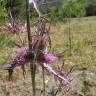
[68, 6, 72, 56]
[25, 0, 36, 96]
[42, 66, 45, 96]
[16, 32, 24, 46]
[68, 16, 72, 56]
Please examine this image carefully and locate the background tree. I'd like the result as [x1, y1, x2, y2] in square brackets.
[0, 0, 8, 20]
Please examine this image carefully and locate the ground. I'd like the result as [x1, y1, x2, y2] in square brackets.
[0, 16, 96, 96]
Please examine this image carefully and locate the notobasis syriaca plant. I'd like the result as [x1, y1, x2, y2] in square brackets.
[4, 18, 71, 84]
[0, 0, 72, 96]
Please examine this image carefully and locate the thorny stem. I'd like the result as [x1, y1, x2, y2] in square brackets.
[25, 0, 36, 96]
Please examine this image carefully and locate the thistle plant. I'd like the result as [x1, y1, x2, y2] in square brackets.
[0, 0, 71, 96]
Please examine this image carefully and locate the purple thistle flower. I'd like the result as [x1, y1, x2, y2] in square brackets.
[18, 23, 27, 33]
[9, 47, 28, 70]
[6, 20, 27, 34]
[3, 47, 28, 79]
[43, 53, 58, 64]
[18, 47, 28, 57]
[6, 22, 15, 33]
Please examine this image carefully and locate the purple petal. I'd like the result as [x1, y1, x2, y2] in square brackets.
[18, 23, 27, 33]
[44, 53, 58, 64]
[18, 47, 28, 57]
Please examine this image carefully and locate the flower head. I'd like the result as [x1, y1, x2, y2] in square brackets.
[18, 47, 28, 57]
[18, 23, 27, 33]
[6, 20, 27, 34]
[44, 53, 58, 64]
[6, 22, 16, 33]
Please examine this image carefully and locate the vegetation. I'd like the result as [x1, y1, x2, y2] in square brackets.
[0, 0, 96, 21]
[0, 16, 96, 96]
[0, 0, 96, 96]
